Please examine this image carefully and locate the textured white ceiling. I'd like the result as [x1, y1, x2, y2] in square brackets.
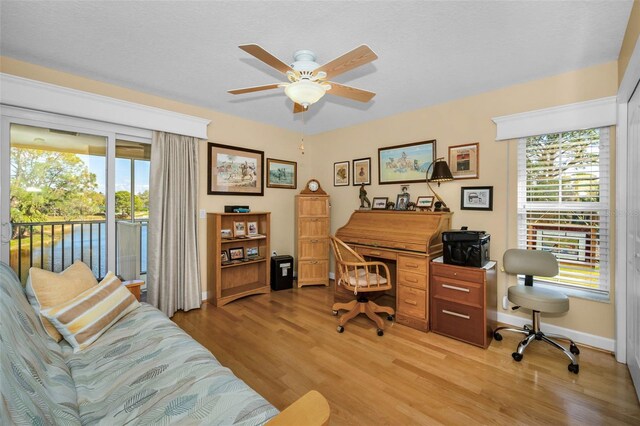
[0, 1, 633, 134]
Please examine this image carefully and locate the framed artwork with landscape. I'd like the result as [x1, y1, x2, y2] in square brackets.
[207, 143, 264, 195]
[352, 157, 371, 185]
[461, 186, 493, 211]
[448, 143, 479, 180]
[266, 158, 297, 189]
[378, 140, 436, 184]
[334, 161, 350, 186]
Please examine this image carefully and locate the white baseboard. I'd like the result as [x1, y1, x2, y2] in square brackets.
[497, 312, 615, 352]
[201, 291, 208, 301]
[329, 272, 335, 280]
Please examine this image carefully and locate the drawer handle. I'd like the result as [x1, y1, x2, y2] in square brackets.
[370, 251, 381, 256]
[406, 277, 419, 283]
[404, 299, 418, 306]
[311, 239, 319, 243]
[311, 261, 318, 264]
[406, 263, 419, 268]
[442, 309, 470, 320]
[442, 284, 470, 293]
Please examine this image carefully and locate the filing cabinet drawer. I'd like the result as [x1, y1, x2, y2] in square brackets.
[297, 260, 329, 283]
[398, 269, 427, 290]
[298, 218, 330, 237]
[431, 275, 482, 307]
[297, 197, 329, 217]
[398, 255, 427, 274]
[298, 238, 329, 260]
[397, 285, 426, 319]
[431, 262, 484, 283]
[431, 298, 485, 347]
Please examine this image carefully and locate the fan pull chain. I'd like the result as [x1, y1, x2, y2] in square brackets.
[299, 109, 305, 154]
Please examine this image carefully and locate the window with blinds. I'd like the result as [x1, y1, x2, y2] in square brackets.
[517, 127, 609, 294]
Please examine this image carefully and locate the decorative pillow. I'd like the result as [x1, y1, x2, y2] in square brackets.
[41, 272, 140, 353]
[25, 260, 98, 341]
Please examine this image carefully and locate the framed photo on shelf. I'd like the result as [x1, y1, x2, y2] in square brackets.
[247, 221, 258, 236]
[461, 186, 493, 211]
[207, 143, 264, 196]
[229, 247, 244, 260]
[372, 197, 388, 210]
[246, 247, 259, 258]
[221, 250, 229, 262]
[266, 158, 297, 189]
[334, 161, 349, 186]
[378, 140, 436, 184]
[352, 157, 371, 185]
[415, 195, 435, 210]
[448, 143, 479, 180]
[395, 193, 410, 210]
[221, 229, 233, 239]
[233, 221, 246, 237]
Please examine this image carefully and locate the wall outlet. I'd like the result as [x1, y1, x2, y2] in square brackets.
[199, 209, 206, 219]
[271, 250, 277, 257]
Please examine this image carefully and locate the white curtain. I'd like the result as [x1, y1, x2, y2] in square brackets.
[147, 131, 202, 317]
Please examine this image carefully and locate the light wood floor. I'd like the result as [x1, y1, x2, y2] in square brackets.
[172, 284, 640, 425]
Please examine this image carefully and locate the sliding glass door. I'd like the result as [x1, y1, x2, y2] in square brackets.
[0, 108, 151, 283]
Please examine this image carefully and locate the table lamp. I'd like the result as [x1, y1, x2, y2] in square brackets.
[426, 157, 454, 211]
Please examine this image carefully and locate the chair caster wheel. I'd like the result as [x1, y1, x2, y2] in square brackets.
[377, 329, 384, 336]
[512, 352, 523, 362]
[332, 310, 339, 316]
[570, 344, 580, 355]
[387, 315, 394, 321]
[493, 332, 503, 341]
[337, 326, 344, 333]
[568, 363, 579, 374]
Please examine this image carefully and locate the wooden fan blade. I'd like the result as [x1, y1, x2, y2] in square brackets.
[293, 103, 306, 114]
[239, 44, 296, 75]
[314, 45, 378, 80]
[228, 83, 281, 95]
[326, 82, 376, 102]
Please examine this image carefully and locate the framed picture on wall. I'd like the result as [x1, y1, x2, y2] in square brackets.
[207, 143, 264, 195]
[352, 157, 371, 185]
[378, 140, 436, 184]
[266, 158, 297, 189]
[448, 143, 479, 179]
[334, 161, 350, 186]
[461, 186, 493, 211]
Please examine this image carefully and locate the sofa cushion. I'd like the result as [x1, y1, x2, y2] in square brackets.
[26, 260, 98, 341]
[0, 262, 81, 425]
[41, 272, 140, 353]
[65, 304, 279, 425]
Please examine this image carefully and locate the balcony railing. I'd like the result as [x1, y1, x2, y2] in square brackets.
[10, 219, 148, 283]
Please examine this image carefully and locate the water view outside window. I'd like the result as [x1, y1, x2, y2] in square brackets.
[9, 124, 150, 283]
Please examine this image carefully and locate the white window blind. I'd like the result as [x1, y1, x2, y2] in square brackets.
[517, 127, 610, 294]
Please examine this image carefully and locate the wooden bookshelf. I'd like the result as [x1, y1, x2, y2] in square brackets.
[207, 212, 271, 306]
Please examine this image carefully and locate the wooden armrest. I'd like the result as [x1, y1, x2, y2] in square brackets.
[266, 390, 330, 426]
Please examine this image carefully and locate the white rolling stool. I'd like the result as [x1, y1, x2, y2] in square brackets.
[493, 249, 580, 374]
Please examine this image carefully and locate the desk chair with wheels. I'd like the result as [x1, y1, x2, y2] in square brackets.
[493, 249, 580, 374]
[330, 236, 395, 336]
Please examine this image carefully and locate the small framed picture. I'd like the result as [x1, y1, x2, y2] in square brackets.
[449, 143, 479, 180]
[246, 247, 259, 258]
[229, 247, 244, 260]
[266, 158, 297, 189]
[247, 221, 258, 236]
[461, 186, 493, 211]
[415, 196, 435, 210]
[233, 221, 246, 237]
[372, 197, 388, 210]
[395, 193, 410, 211]
[334, 161, 350, 186]
[221, 229, 233, 239]
[221, 250, 229, 262]
[352, 157, 371, 186]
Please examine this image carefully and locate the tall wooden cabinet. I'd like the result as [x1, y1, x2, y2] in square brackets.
[207, 212, 271, 306]
[296, 180, 330, 287]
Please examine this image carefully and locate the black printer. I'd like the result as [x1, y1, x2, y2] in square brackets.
[442, 228, 490, 268]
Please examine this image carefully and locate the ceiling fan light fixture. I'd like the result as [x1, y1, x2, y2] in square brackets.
[284, 80, 328, 107]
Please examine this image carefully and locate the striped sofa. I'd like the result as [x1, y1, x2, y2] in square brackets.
[0, 262, 328, 425]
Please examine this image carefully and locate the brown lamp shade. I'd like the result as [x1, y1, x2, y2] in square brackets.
[429, 158, 454, 182]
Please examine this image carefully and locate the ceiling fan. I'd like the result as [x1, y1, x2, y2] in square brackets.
[228, 44, 378, 113]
